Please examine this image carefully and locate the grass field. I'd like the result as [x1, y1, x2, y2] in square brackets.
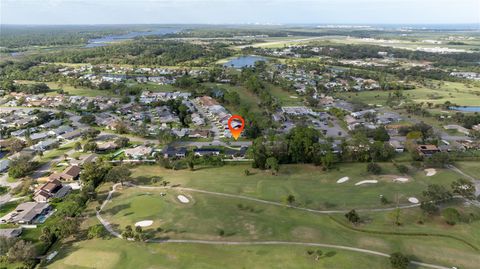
[47, 162, 480, 269]
[337, 81, 480, 107]
[47, 238, 398, 269]
[129, 163, 463, 209]
[14, 80, 113, 97]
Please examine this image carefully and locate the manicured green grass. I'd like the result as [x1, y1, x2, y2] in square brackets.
[130, 163, 463, 209]
[97, 185, 479, 269]
[48, 238, 398, 269]
[455, 161, 480, 176]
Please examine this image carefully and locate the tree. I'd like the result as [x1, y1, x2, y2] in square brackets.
[320, 151, 336, 170]
[265, 157, 279, 175]
[87, 224, 106, 239]
[8, 155, 37, 178]
[451, 178, 475, 200]
[79, 114, 96, 125]
[345, 209, 360, 224]
[183, 153, 194, 171]
[286, 194, 296, 205]
[7, 240, 36, 262]
[442, 208, 461, 225]
[366, 162, 382, 175]
[83, 128, 100, 139]
[105, 165, 131, 186]
[422, 184, 452, 202]
[114, 137, 130, 148]
[389, 208, 402, 226]
[4, 138, 24, 153]
[83, 141, 97, 152]
[251, 137, 267, 169]
[81, 161, 111, 187]
[420, 201, 439, 215]
[389, 252, 409, 269]
[39, 226, 56, 244]
[373, 127, 390, 142]
[74, 141, 82, 151]
[122, 225, 134, 239]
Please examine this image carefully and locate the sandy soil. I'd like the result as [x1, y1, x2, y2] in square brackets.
[355, 180, 378, 186]
[394, 177, 409, 183]
[408, 197, 419, 204]
[337, 177, 350, 184]
[177, 195, 190, 203]
[425, 168, 437, 177]
[134, 220, 153, 227]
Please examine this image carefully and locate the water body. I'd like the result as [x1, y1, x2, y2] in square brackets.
[86, 28, 180, 48]
[450, 106, 480, 112]
[223, 56, 267, 68]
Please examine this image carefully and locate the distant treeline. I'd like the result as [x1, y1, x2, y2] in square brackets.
[289, 44, 480, 67]
[29, 40, 232, 66]
[0, 25, 167, 49]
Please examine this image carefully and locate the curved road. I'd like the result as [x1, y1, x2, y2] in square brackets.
[96, 183, 453, 269]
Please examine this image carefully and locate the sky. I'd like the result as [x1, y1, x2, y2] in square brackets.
[1, 0, 479, 25]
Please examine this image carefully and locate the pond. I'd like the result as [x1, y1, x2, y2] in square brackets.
[86, 28, 180, 48]
[450, 106, 480, 112]
[223, 55, 267, 68]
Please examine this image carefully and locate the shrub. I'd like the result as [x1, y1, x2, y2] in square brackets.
[367, 162, 382, 175]
[442, 208, 461, 225]
[389, 252, 409, 269]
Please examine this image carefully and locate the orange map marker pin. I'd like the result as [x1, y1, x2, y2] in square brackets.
[228, 115, 245, 140]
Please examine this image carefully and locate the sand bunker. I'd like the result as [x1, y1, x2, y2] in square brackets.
[289, 96, 299, 99]
[177, 195, 190, 203]
[425, 168, 437, 177]
[355, 180, 378, 186]
[408, 197, 419, 204]
[337, 177, 350, 184]
[135, 220, 153, 227]
[394, 177, 409, 183]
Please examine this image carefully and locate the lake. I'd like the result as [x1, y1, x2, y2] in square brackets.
[86, 28, 180, 48]
[450, 106, 480, 112]
[223, 56, 267, 68]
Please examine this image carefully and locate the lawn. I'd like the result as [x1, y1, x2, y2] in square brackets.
[95, 185, 479, 269]
[47, 238, 396, 269]
[47, 162, 480, 269]
[130, 163, 464, 209]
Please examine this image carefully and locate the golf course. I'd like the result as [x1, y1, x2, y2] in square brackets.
[47, 163, 480, 269]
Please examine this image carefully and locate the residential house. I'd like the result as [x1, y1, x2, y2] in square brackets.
[58, 129, 83, 141]
[162, 146, 187, 158]
[188, 130, 210, 139]
[124, 146, 153, 159]
[389, 139, 405, 153]
[0, 202, 52, 224]
[49, 165, 81, 181]
[48, 125, 74, 136]
[416, 145, 441, 157]
[31, 139, 58, 152]
[0, 228, 22, 238]
[33, 179, 71, 203]
[193, 148, 221, 156]
[0, 159, 10, 172]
